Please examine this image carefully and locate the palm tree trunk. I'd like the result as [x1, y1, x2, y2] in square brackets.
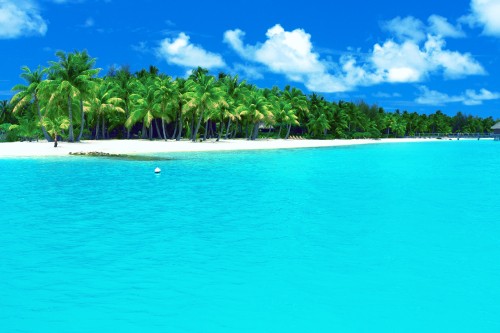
[192, 107, 204, 142]
[154, 119, 162, 139]
[224, 119, 232, 139]
[190, 111, 196, 140]
[251, 122, 260, 140]
[77, 100, 84, 141]
[232, 121, 238, 138]
[125, 105, 131, 139]
[285, 124, 292, 139]
[203, 120, 209, 140]
[217, 120, 223, 141]
[171, 121, 177, 140]
[102, 116, 106, 139]
[176, 110, 183, 141]
[95, 115, 100, 140]
[162, 119, 168, 141]
[141, 122, 147, 139]
[68, 95, 74, 142]
[278, 125, 283, 138]
[35, 98, 52, 142]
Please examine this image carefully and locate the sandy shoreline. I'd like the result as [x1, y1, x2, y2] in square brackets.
[0, 137, 460, 158]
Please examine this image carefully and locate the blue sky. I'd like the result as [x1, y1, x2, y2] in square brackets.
[1, 0, 500, 118]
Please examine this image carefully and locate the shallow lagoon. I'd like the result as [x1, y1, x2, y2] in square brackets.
[1, 140, 499, 332]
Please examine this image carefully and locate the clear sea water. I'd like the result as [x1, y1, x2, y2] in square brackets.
[1, 140, 499, 332]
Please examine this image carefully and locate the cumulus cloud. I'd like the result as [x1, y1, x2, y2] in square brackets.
[372, 40, 427, 82]
[416, 86, 500, 105]
[224, 24, 349, 92]
[224, 23, 484, 93]
[371, 34, 485, 83]
[465, 0, 500, 36]
[382, 16, 427, 42]
[157, 32, 226, 69]
[0, 0, 47, 39]
[382, 15, 465, 41]
[428, 15, 465, 38]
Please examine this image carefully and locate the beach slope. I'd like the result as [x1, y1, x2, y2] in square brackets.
[0, 138, 444, 158]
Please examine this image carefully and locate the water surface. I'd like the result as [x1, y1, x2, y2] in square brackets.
[1, 140, 499, 332]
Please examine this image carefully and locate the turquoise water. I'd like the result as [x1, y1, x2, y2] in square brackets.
[1, 140, 499, 332]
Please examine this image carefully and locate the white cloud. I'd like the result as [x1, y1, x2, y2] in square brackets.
[0, 0, 47, 39]
[428, 15, 465, 38]
[382, 16, 427, 42]
[371, 34, 484, 83]
[376, 16, 471, 85]
[466, 0, 500, 36]
[382, 15, 465, 41]
[232, 63, 264, 80]
[463, 88, 500, 105]
[157, 32, 226, 70]
[416, 86, 500, 105]
[224, 24, 350, 92]
[425, 35, 485, 78]
[224, 25, 324, 78]
[224, 21, 484, 93]
[254, 25, 325, 75]
[223, 29, 249, 57]
[372, 40, 427, 82]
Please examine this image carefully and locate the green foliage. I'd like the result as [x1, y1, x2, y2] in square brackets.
[7, 118, 40, 141]
[6, 51, 499, 142]
[0, 123, 14, 141]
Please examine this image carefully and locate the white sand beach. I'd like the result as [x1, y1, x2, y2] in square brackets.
[0, 137, 454, 158]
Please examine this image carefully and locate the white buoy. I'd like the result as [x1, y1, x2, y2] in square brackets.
[154, 167, 161, 174]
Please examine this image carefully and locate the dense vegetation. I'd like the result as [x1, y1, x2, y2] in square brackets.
[1, 50, 498, 142]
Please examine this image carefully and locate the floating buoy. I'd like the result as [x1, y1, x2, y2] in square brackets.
[154, 167, 161, 174]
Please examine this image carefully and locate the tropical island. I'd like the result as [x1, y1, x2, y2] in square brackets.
[0, 50, 498, 157]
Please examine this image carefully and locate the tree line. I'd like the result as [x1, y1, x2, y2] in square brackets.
[0, 50, 498, 142]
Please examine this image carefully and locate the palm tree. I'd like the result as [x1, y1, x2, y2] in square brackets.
[331, 104, 349, 138]
[10, 66, 52, 141]
[383, 113, 395, 137]
[237, 87, 274, 140]
[276, 99, 298, 139]
[113, 66, 134, 138]
[185, 72, 225, 142]
[217, 74, 246, 140]
[153, 76, 175, 140]
[343, 101, 366, 135]
[8, 112, 39, 142]
[307, 113, 331, 138]
[84, 79, 124, 139]
[171, 77, 192, 141]
[0, 100, 8, 123]
[43, 50, 100, 142]
[75, 51, 100, 141]
[126, 77, 159, 139]
[282, 86, 308, 136]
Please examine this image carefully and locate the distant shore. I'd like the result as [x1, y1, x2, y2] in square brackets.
[0, 137, 468, 158]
